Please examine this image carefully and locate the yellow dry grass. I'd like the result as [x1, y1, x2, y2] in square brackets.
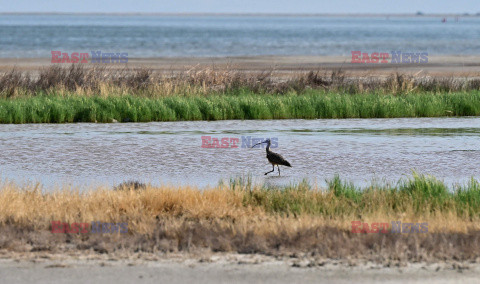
[0, 182, 478, 235]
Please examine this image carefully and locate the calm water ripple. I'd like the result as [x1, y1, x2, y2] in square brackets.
[0, 117, 479, 190]
[1, 15, 479, 57]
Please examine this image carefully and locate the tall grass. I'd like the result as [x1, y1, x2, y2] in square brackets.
[238, 173, 480, 220]
[1, 65, 479, 123]
[1, 91, 480, 123]
[2, 173, 480, 232]
[1, 65, 480, 98]
[2, 174, 480, 261]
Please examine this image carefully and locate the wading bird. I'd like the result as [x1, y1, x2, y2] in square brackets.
[251, 139, 291, 176]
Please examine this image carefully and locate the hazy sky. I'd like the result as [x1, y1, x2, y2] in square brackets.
[0, 0, 479, 14]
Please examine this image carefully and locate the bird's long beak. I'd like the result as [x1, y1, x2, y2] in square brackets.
[251, 140, 267, 148]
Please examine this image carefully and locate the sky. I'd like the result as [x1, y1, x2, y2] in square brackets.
[0, 0, 479, 14]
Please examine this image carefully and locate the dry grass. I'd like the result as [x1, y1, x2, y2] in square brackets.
[1, 176, 480, 262]
[0, 65, 479, 98]
[0, 183, 258, 234]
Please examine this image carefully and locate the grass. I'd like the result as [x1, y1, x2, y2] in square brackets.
[1, 65, 480, 99]
[0, 65, 479, 123]
[1, 173, 480, 262]
[1, 90, 480, 123]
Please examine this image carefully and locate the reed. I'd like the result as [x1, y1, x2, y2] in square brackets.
[1, 91, 480, 123]
[1, 65, 479, 99]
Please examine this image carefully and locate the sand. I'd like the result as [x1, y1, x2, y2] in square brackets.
[0, 252, 478, 284]
[1, 55, 480, 77]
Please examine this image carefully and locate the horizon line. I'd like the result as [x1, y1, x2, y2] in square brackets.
[0, 12, 478, 17]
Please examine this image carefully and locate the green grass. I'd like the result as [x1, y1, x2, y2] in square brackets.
[237, 173, 480, 219]
[1, 90, 480, 123]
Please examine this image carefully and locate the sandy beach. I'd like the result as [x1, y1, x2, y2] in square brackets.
[1, 55, 480, 77]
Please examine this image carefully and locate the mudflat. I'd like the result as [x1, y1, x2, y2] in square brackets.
[1, 55, 480, 76]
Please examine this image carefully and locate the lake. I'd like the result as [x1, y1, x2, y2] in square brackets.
[0, 14, 479, 57]
[0, 117, 479, 190]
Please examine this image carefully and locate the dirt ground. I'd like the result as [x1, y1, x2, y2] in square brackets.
[0, 252, 478, 284]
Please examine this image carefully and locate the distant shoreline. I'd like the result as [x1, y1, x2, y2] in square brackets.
[0, 12, 478, 17]
[1, 55, 480, 76]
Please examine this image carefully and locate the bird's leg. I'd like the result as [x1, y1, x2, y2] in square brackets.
[264, 164, 275, 175]
[278, 166, 281, 176]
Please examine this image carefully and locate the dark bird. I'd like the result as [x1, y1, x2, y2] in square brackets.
[251, 139, 291, 176]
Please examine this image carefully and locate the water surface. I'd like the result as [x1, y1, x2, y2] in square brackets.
[0, 117, 479, 190]
[1, 15, 479, 57]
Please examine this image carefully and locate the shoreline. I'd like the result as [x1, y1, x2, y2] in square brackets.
[1, 12, 479, 17]
[1, 55, 480, 76]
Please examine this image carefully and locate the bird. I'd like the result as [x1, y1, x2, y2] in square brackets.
[251, 138, 291, 176]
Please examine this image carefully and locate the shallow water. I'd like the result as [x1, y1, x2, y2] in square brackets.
[0, 117, 479, 190]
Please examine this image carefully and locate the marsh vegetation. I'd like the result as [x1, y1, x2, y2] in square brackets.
[1, 174, 480, 262]
[0, 66, 479, 123]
